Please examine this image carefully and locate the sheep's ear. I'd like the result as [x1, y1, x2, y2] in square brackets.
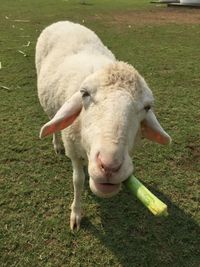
[40, 92, 82, 138]
[141, 110, 171, 145]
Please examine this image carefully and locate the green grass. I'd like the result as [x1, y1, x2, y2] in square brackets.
[0, 0, 200, 266]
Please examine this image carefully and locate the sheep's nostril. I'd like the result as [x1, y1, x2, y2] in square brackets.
[97, 154, 122, 174]
[100, 163, 105, 171]
[102, 163, 121, 173]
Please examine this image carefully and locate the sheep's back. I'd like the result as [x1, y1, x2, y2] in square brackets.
[36, 21, 114, 73]
[36, 21, 115, 116]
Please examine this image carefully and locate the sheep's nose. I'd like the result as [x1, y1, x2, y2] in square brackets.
[97, 153, 122, 175]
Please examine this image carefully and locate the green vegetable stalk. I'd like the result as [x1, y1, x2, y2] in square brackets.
[124, 175, 168, 217]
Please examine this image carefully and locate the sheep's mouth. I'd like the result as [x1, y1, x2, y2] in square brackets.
[94, 181, 121, 194]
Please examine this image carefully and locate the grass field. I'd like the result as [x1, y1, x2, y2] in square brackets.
[0, 0, 200, 266]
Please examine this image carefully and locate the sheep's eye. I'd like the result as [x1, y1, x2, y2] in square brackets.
[80, 89, 90, 98]
[144, 105, 151, 112]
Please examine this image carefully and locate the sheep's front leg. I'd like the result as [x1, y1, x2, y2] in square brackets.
[53, 133, 64, 154]
[70, 159, 85, 231]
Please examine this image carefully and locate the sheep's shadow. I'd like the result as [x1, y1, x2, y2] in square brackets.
[82, 184, 200, 266]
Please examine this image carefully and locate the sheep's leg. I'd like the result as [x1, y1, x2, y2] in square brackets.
[70, 159, 85, 230]
[53, 133, 64, 154]
[47, 111, 64, 154]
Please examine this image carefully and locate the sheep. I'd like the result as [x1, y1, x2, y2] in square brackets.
[36, 21, 171, 230]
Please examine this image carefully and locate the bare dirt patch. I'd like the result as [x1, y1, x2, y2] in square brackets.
[95, 8, 200, 26]
[175, 136, 200, 171]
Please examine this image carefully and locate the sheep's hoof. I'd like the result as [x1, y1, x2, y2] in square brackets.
[54, 146, 65, 155]
[70, 209, 82, 231]
[53, 142, 65, 155]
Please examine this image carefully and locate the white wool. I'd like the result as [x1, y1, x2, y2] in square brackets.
[36, 21, 115, 116]
[36, 21, 170, 230]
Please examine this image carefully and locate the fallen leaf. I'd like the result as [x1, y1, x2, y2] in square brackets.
[1, 85, 11, 91]
[14, 19, 30, 22]
[23, 41, 31, 47]
[18, 50, 27, 57]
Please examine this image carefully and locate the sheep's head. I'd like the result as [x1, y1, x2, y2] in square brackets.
[40, 62, 171, 198]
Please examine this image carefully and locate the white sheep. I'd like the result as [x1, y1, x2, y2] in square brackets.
[36, 21, 171, 230]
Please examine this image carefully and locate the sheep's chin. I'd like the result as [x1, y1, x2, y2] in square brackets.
[89, 178, 121, 198]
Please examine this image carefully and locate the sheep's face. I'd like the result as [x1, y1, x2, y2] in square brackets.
[40, 62, 171, 198]
[80, 63, 155, 198]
